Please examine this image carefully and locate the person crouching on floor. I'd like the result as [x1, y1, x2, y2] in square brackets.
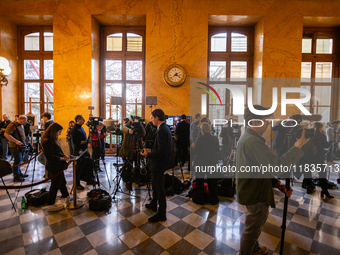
[42, 123, 72, 212]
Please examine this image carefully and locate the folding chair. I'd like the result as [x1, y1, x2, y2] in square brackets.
[0, 159, 16, 211]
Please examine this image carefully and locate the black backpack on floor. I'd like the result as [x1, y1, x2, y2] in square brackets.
[88, 189, 112, 212]
[25, 189, 49, 206]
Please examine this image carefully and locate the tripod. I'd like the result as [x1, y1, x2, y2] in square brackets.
[14, 130, 41, 205]
[89, 130, 111, 190]
[0, 159, 16, 211]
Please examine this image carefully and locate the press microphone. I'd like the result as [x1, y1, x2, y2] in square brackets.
[291, 114, 322, 122]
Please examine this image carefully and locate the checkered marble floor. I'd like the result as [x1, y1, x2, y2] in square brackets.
[1, 157, 340, 255]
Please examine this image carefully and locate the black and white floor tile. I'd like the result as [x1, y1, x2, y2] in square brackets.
[0, 157, 340, 255]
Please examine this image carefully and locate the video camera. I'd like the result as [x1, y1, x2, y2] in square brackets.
[130, 115, 145, 137]
[86, 116, 103, 132]
[286, 114, 319, 140]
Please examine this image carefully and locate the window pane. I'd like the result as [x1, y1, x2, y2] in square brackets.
[127, 33, 142, 52]
[107, 33, 123, 51]
[300, 85, 311, 107]
[231, 33, 247, 52]
[25, 32, 39, 51]
[126, 83, 142, 103]
[44, 60, 53, 79]
[106, 60, 122, 80]
[24, 83, 40, 102]
[302, 33, 312, 53]
[44, 83, 53, 102]
[106, 83, 122, 103]
[24, 60, 40, 79]
[208, 105, 225, 121]
[106, 103, 122, 122]
[126, 60, 142, 80]
[230, 61, 247, 81]
[209, 61, 226, 79]
[211, 33, 227, 52]
[44, 103, 54, 119]
[126, 104, 142, 118]
[314, 106, 330, 123]
[315, 62, 332, 82]
[301, 62, 311, 82]
[208, 85, 226, 104]
[316, 34, 333, 54]
[44, 32, 53, 51]
[314, 86, 331, 106]
[25, 103, 40, 121]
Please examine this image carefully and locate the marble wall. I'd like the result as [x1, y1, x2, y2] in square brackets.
[0, 17, 18, 119]
[0, 0, 339, 135]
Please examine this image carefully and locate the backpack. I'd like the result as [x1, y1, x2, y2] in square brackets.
[25, 189, 49, 206]
[164, 173, 183, 195]
[88, 189, 112, 212]
[217, 179, 236, 198]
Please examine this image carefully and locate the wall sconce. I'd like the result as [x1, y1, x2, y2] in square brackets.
[0, 56, 11, 87]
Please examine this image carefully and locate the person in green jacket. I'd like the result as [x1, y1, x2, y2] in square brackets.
[236, 105, 309, 255]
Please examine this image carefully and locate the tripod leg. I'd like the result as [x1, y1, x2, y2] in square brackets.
[1, 178, 16, 212]
[102, 160, 111, 188]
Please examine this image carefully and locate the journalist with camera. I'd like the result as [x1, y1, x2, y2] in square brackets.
[0, 114, 11, 160]
[326, 120, 340, 161]
[70, 115, 94, 190]
[236, 105, 309, 255]
[140, 109, 173, 222]
[4, 115, 29, 182]
[119, 115, 146, 188]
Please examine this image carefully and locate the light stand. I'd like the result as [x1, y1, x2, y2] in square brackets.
[145, 96, 158, 113]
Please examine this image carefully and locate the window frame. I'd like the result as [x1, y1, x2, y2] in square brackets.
[301, 27, 339, 121]
[18, 26, 54, 119]
[100, 26, 145, 120]
[208, 26, 254, 118]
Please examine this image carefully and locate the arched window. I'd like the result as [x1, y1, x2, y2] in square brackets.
[101, 28, 145, 122]
[19, 28, 54, 121]
[208, 27, 253, 123]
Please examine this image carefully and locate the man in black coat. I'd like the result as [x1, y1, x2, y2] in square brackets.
[175, 114, 190, 167]
[71, 115, 92, 190]
[141, 109, 173, 222]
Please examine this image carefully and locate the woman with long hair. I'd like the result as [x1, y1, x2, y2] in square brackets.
[42, 123, 72, 211]
[313, 122, 333, 198]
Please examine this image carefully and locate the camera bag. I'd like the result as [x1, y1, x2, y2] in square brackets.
[25, 189, 49, 206]
[88, 189, 112, 212]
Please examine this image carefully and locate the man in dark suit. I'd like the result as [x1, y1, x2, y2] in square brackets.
[141, 109, 173, 222]
[175, 114, 190, 168]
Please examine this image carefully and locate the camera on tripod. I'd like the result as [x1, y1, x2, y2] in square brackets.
[86, 117, 103, 132]
[285, 115, 315, 140]
[130, 115, 144, 137]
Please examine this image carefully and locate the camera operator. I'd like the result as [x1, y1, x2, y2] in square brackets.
[313, 122, 333, 198]
[326, 120, 340, 161]
[140, 109, 173, 222]
[220, 124, 232, 163]
[66, 120, 75, 155]
[236, 105, 309, 255]
[272, 117, 292, 156]
[4, 115, 29, 182]
[144, 120, 157, 149]
[41, 112, 54, 130]
[91, 121, 106, 161]
[175, 114, 190, 168]
[0, 114, 11, 160]
[119, 116, 146, 188]
[70, 115, 93, 190]
[190, 113, 202, 148]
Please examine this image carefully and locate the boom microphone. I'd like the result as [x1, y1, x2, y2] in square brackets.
[291, 114, 322, 122]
